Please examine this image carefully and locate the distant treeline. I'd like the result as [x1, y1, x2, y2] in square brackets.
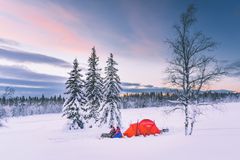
[121, 91, 240, 109]
[0, 95, 65, 117]
[0, 92, 239, 118]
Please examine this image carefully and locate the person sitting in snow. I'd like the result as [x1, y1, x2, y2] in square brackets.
[101, 125, 116, 138]
[109, 125, 116, 137]
[112, 126, 123, 138]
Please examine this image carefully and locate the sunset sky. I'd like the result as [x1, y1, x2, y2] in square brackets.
[0, 0, 240, 96]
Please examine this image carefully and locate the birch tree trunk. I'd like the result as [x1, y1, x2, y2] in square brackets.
[166, 4, 224, 135]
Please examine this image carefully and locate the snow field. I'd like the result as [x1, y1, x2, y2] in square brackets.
[1, 102, 240, 160]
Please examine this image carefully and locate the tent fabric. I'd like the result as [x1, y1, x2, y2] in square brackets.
[123, 119, 161, 138]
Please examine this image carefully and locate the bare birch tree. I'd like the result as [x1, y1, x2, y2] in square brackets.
[166, 4, 224, 135]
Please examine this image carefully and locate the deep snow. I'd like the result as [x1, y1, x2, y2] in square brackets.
[1, 102, 240, 160]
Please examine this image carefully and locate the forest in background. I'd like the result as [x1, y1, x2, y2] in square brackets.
[0, 91, 239, 118]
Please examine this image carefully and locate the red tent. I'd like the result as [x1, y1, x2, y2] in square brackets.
[123, 119, 161, 138]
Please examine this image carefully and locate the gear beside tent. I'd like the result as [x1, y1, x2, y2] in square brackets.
[123, 119, 161, 138]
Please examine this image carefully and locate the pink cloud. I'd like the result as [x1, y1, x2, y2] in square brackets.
[0, 0, 162, 59]
[0, 0, 93, 55]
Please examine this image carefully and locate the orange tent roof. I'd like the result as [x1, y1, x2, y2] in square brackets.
[123, 119, 161, 138]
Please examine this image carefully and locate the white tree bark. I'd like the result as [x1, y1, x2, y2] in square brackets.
[166, 4, 224, 135]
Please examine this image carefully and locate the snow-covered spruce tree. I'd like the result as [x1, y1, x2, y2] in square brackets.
[100, 53, 122, 127]
[62, 59, 86, 130]
[85, 47, 103, 124]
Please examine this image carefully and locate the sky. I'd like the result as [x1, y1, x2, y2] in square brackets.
[0, 0, 240, 96]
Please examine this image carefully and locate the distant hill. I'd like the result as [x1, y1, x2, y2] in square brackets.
[122, 87, 177, 94]
[121, 84, 234, 94]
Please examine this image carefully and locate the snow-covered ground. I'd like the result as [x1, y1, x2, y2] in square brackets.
[1, 102, 240, 160]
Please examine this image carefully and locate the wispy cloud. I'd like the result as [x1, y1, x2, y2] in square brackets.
[0, 0, 166, 60]
[0, 77, 65, 96]
[0, 65, 66, 82]
[0, 0, 93, 55]
[0, 38, 20, 46]
[121, 82, 141, 87]
[0, 77, 64, 88]
[0, 86, 64, 96]
[0, 48, 71, 67]
[121, 82, 155, 89]
[224, 59, 240, 77]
